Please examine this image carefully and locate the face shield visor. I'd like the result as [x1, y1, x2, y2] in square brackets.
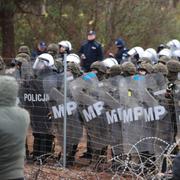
[33, 57, 49, 70]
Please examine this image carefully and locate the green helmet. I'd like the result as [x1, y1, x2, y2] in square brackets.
[67, 62, 82, 77]
[158, 56, 170, 65]
[109, 65, 122, 77]
[138, 62, 154, 74]
[153, 63, 168, 75]
[15, 53, 30, 63]
[122, 62, 136, 75]
[90, 61, 107, 74]
[166, 59, 180, 73]
[138, 57, 152, 65]
[47, 43, 59, 55]
[18, 45, 30, 55]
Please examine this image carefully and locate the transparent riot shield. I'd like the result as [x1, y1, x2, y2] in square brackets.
[69, 72, 121, 154]
[174, 81, 180, 144]
[48, 72, 83, 157]
[118, 73, 170, 155]
[101, 75, 124, 153]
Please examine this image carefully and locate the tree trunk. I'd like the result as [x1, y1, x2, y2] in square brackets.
[0, 10, 15, 65]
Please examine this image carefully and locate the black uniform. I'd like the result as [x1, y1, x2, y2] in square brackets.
[79, 40, 103, 72]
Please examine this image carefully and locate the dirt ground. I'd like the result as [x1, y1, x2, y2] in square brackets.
[25, 128, 127, 179]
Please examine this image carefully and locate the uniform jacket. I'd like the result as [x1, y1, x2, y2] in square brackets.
[79, 40, 103, 71]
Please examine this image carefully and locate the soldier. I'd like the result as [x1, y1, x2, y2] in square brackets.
[90, 61, 107, 81]
[109, 64, 122, 77]
[137, 62, 154, 75]
[162, 59, 180, 172]
[18, 45, 31, 56]
[158, 56, 170, 65]
[153, 63, 168, 77]
[121, 61, 136, 77]
[47, 43, 59, 58]
[47, 43, 63, 73]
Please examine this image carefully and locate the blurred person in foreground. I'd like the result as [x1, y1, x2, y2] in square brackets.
[0, 76, 30, 180]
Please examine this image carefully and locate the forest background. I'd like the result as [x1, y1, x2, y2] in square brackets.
[1, 0, 180, 64]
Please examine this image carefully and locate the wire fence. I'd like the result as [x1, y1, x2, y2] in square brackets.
[2, 64, 180, 179]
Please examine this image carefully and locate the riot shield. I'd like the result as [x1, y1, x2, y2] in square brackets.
[118, 73, 170, 154]
[69, 73, 121, 152]
[174, 81, 180, 142]
[49, 73, 83, 155]
[101, 75, 124, 151]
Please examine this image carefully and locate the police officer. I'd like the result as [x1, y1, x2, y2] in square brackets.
[31, 41, 47, 61]
[79, 30, 103, 72]
[20, 53, 56, 162]
[114, 38, 129, 64]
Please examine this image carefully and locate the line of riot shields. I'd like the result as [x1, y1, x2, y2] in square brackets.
[7, 61, 180, 164]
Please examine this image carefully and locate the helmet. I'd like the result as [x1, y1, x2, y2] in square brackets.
[15, 53, 30, 62]
[171, 49, 180, 60]
[66, 53, 80, 64]
[158, 56, 170, 65]
[18, 45, 30, 55]
[157, 44, 166, 53]
[158, 48, 172, 58]
[138, 62, 154, 74]
[122, 61, 136, 75]
[128, 46, 144, 59]
[67, 62, 82, 77]
[102, 58, 118, 68]
[90, 61, 107, 74]
[166, 59, 180, 73]
[33, 53, 54, 70]
[153, 63, 168, 75]
[115, 38, 125, 48]
[142, 48, 158, 64]
[138, 57, 152, 64]
[166, 39, 180, 51]
[58, 40, 72, 52]
[109, 64, 122, 76]
[47, 43, 59, 55]
[65, 41, 72, 51]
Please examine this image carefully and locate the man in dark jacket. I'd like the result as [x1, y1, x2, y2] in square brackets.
[114, 38, 129, 64]
[79, 30, 103, 72]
